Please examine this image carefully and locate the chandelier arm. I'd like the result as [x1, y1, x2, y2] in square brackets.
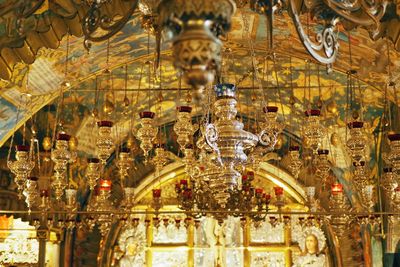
[288, 0, 339, 66]
[82, 0, 139, 47]
[323, 0, 387, 28]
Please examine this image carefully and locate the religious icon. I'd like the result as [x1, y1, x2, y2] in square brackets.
[292, 226, 327, 267]
[117, 223, 146, 267]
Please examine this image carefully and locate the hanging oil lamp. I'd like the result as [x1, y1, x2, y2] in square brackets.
[329, 183, 350, 237]
[51, 133, 73, 174]
[352, 161, 369, 189]
[137, 111, 158, 160]
[346, 121, 367, 165]
[258, 106, 284, 150]
[117, 148, 132, 180]
[205, 83, 258, 207]
[173, 106, 196, 151]
[385, 133, 400, 176]
[51, 133, 73, 200]
[86, 158, 101, 190]
[7, 145, 34, 198]
[152, 144, 168, 175]
[287, 146, 302, 179]
[381, 167, 397, 196]
[158, 0, 236, 92]
[96, 121, 114, 165]
[88, 179, 115, 236]
[65, 188, 78, 224]
[302, 109, 325, 154]
[23, 177, 40, 210]
[360, 184, 375, 212]
[315, 149, 330, 183]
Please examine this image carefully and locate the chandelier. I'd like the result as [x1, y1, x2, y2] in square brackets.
[3, 0, 399, 252]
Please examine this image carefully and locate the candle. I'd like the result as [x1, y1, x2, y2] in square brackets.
[99, 179, 112, 191]
[265, 193, 271, 201]
[331, 183, 343, 195]
[255, 188, 263, 195]
[242, 175, 248, 181]
[152, 189, 162, 198]
[274, 186, 284, 196]
[180, 179, 188, 185]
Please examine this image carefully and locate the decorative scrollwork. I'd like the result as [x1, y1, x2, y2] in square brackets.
[205, 123, 219, 151]
[258, 129, 272, 146]
[324, 0, 387, 37]
[289, 0, 339, 67]
[82, 0, 139, 50]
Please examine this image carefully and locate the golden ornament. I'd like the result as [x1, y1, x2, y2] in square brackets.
[42, 136, 52, 151]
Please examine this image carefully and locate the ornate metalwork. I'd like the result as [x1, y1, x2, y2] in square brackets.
[96, 121, 114, 165]
[158, 0, 236, 90]
[287, 145, 302, 179]
[7, 145, 34, 198]
[82, 0, 139, 50]
[288, 0, 339, 67]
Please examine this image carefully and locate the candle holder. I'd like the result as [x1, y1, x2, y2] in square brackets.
[287, 146, 302, 179]
[137, 111, 158, 160]
[8, 145, 35, 198]
[96, 121, 114, 165]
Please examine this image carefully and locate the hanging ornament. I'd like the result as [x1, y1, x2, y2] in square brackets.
[51, 133, 73, 200]
[23, 177, 40, 210]
[352, 161, 370, 189]
[258, 106, 284, 151]
[152, 144, 168, 175]
[87, 179, 115, 236]
[315, 149, 331, 183]
[287, 146, 302, 179]
[96, 121, 114, 165]
[117, 148, 132, 180]
[137, 111, 158, 160]
[302, 109, 325, 154]
[86, 158, 101, 190]
[7, 145, 34, 198]
[346, 121, 367, 165]
[173, 106, 196, 151]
